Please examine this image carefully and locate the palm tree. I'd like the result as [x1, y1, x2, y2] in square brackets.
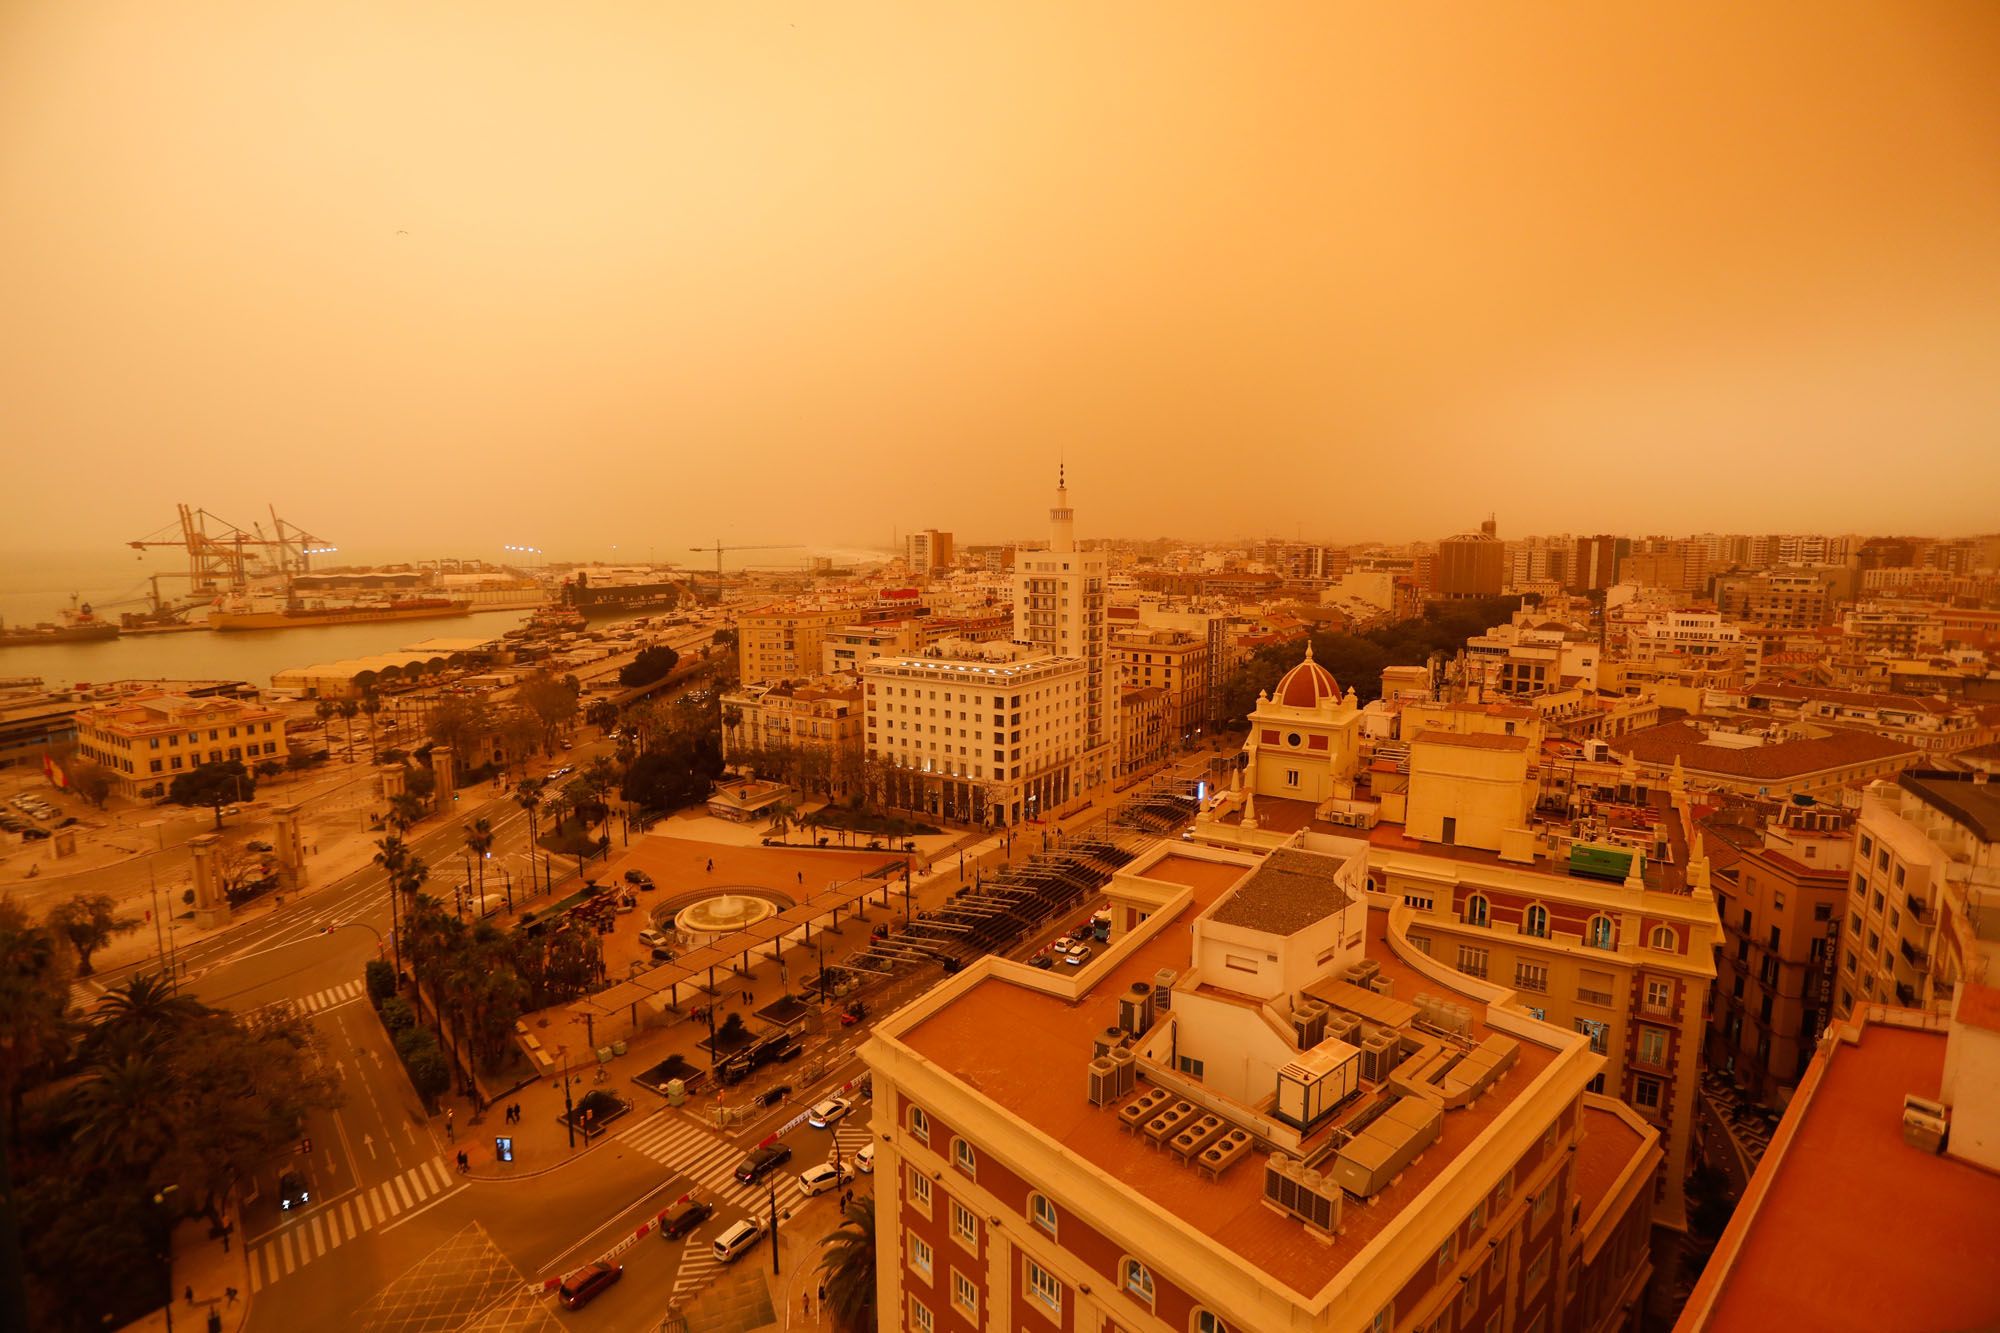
[816, 1194, 877, 1332]
[0, 898, 73, 1117]
[338, 699, 360, 759]
[67, 1050, 176, 1172]
[375, 834, 410, 972]
[767, 799, 796, 844]
[514, 778, 545, 896]
[358, 687, 383, 758]
[314, 698, 337, 743]
[388, 790, 427, 833]
[89, 973, 214, 1047]
[462, 817, 495, 911]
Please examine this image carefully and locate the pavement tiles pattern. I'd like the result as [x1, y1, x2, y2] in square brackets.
[247, 1156, 462, 1293]
[353, 1221, 527, 1333]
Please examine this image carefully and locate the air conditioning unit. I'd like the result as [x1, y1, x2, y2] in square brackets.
[1094, 1026, 1123, 1059]
[1327, 1013, 1362, 1049]
[1086, 1058, 1118, 1107]
[1119, 983, 1155, 1037]
[1154, 969, 1179, 1013]
[1108, 1046, 1137, 1097]
[1369, 975, 1395, 997]
[1902, 1094, 1949, 1153]
[1346, 959, 1381, 987]
[1292, 1001, 1329, 1050]
[1361, 1031, 1402, 1083]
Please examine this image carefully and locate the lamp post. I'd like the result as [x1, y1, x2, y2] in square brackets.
[151, 1184, 180, 1333]
[559, 1046, 576, 1150]
[768, 1179, 780, 1275]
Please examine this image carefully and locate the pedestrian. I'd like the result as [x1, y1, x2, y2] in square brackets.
[706, 858, 713, 872]
[220, 1223, 231, 1253]
[802, 1291, 813, 1319]
[446, 1107, 455, 1140]
[185, 1285, 194, 1307]
[207, 1309, 222, 1333]
[225, 1287, 238, 1307]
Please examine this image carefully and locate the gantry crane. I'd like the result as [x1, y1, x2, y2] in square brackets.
[127, 504, 332, 597]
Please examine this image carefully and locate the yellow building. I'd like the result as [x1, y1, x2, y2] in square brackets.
[1113, 625, 1212, 747]
[720, 675, 866, 799]
[74, 690, 288, 799]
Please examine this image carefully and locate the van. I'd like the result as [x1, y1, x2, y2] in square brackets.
[712, 1217, 764, 1264]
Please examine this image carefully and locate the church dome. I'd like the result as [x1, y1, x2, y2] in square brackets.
[1273, 644, 1340, 708]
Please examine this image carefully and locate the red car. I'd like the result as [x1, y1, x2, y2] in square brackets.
[557, 1260, 623, 1309]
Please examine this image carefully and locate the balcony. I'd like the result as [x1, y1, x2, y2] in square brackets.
[1906, 895, 1928, 921]
[1900, 938, 1922, 968]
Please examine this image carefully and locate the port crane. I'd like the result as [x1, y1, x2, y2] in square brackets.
[688, 541, 802, 584]
[126, 504, 332, 601]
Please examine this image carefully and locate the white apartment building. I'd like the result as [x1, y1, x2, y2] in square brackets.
[1014, 469, 1117, 795]
[862, 640, 1087, 826]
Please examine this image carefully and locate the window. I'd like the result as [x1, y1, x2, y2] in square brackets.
[908, 1233, 933, 1280]
[907, 1166, 932, 1214]
[1575, 1018, 1610, 1054]
[952, 1270, 978, 1318]
[1467, 1199, 1485, 1235]
[1177, 1054, 1205, 1079]
[909, 1296, 935, 1333]
[1196, 1312, 1230, 1333]
[1122, 1258, 1155, 1307]
[1515, 961, 1548, 992]
[1524, 1243, 1551, 1294]
[1637, 1026, 1669, 1067]
[1025, 1257, 1062, 1317]
[1633, 1075, 1663, 1110]
[1523, 904, 1550, 938]
[1586, 915, 1616, 950]
[1030, 1193, 1057, 1237]
[1645, 978, 1672, 1013]
[1285, 768, 1300, 787]
[1650, 925, 1677, 951]
[1408, 932, 1432, 955]
[950, 1198, 978, 1248]
[1456, 945, 1489, 979]
[1464, 894, 1489, 927]
[908, 1105, 930, 1144]
[952, 1138, 977, 1177]
[1436, 1232, 1457, 1274]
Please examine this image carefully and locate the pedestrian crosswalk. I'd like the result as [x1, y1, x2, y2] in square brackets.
[246, 1156, 460, 1293]
[67, 980, 102, 1014]
[255, 978, 367, 1022]
[618, 1112, 874, 1223]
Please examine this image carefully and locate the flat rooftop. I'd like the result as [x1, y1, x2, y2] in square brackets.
[899, 852, 1559, 1296]
[1686, 1019, 2000, 1333]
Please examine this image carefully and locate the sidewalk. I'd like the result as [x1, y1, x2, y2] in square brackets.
[671, 1175, 856, 1333]
[119, 1211, 254, 1333]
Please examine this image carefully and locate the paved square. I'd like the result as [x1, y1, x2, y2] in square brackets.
[355, 1222, 534, 1333]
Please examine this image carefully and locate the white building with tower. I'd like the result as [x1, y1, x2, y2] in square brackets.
[1013, 467, 1118, 797]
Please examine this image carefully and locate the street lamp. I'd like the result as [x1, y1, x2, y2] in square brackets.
[151, 1184, 180, 1333]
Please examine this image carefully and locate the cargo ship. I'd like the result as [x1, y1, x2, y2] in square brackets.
[0, 599, 122, 647]
[208, 594, 472, 631]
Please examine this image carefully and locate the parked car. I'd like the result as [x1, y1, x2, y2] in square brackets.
[20, 828, 49, 841]
[247, 840, 274, 852]
[711, 1218, 764, 1264]
[797, 1161, 853, 1197]
[1030, 955, 1055, 970]
[638, 928, 669, 950]
[808, 1096, 852, 1130]
[650, 946, 678, 963]
[854, 1143, 876, 1175]
[1052, 936, 1079, 954]
[1063, 946, 1093, 967]
[557, 1261, 623, 1310]
[623, 869, 654, 888]
[735, 1143, 793, 1184]
[658, 1195, 713, 1240]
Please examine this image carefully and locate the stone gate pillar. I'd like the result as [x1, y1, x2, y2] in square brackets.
[272, 802, 307, 889]
[189, 833, 232, 928]
[431, 746, 457, 807]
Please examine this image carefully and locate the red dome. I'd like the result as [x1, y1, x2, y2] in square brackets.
[1274, 648, 1340, 708]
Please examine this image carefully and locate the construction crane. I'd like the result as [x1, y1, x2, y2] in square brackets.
[127, 503, 333, 597]
[689, 541, 801, 584]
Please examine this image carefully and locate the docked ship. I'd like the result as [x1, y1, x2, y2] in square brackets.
[0, 598, 122, 646]
[207, 594, 472, 631]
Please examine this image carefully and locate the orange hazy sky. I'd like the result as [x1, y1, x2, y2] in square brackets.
[2, 2, 1996, 560]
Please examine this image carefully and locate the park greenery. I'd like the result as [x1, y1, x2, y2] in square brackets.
[617, 643, 680, 688]
[1217, 595, 1522, 726]
[1, 899, 339, 1332]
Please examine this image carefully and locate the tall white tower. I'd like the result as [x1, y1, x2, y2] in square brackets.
[1015, 466, 1116, 799]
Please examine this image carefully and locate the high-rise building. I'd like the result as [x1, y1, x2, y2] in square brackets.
[1014, 469, 1116, 794]
[1573, 535, 1621, 591]
[1437, 524, 1505, 600]
[906, 529, 955, 574]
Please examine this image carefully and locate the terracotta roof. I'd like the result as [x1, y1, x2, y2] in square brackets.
[1684, 1019, 2000, 1333]
[1610, 721, 1915, 780]
[1207, 847, 1352, 936]
[1412, 730, 1531, 751]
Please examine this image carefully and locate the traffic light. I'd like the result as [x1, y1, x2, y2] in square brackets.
[298, 1137, 312, 1155]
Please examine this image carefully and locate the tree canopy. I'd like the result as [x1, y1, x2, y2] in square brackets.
[166, 760, 255, 828]
[618, 644, 680, 688]
[45, 893, 139, 976]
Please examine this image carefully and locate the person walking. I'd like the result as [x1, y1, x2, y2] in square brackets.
[184, 1285, 194, 1306]
[225, 1288, 238, 1307]
[446, 1107, 455, 1140]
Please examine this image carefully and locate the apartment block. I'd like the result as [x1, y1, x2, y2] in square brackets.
[865, 840, 1660, 1333]
[1014, 471, 1117, 796]
[719, 675, 865, 799]
[74, 689, 288, 799]
[1112, 626, 1211, 748]
[907, 529, 955, 575]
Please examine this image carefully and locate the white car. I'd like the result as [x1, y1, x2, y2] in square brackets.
[711, 1217, 764, 1263]
[854, 1143, 875, 1175]
[808, 1096, 852, 1129]
[1063, 946, 1092, 967]
[1052, 936, 1078, 954]
[637, 928, 670, 950]
[797, 1161, 853, 1197]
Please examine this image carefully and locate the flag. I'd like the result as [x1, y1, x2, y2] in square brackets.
[43, 752, 68, 789]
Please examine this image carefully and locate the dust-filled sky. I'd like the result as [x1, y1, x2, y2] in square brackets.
[2, 2, 1997, 563]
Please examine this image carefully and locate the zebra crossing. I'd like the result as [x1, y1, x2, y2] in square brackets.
[618, 1112, 874, 1219]
[67, 980, 103, 1014]
[255, 978, 367, 1022]
[622, 1114, 873, 1300]
[246, 1156, 460, 1293]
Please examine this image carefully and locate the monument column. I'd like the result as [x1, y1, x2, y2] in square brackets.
[431, 746, 457, 807]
